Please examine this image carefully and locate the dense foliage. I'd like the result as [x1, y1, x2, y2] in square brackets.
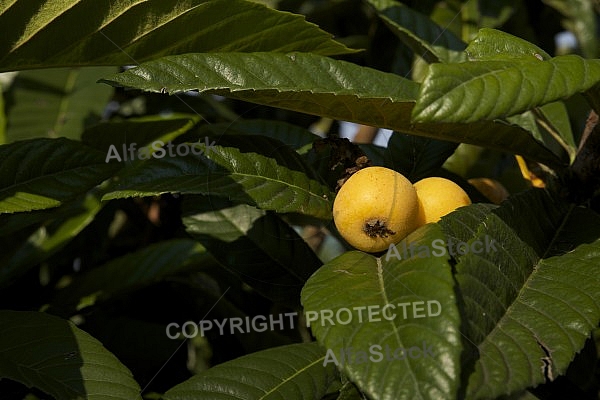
[1, 1, 600, 399]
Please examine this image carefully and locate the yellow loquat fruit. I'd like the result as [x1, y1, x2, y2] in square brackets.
[413, 177, 471, 225]
[333, 167, 420, 253]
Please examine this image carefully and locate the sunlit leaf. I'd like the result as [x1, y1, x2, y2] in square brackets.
[0, 0, 355, 72]
[100, 52, 563, 167]
[413, 55, 600, 124]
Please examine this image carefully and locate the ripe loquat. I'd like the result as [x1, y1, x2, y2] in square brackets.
[333, 167, 420, 253]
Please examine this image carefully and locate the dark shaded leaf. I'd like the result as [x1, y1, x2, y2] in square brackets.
[0, 310, 141, 400]
[183, 196, 323, 308]
[163, 342, 338, 400]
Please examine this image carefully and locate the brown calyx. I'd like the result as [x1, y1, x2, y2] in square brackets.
[336, 155, 372, 191]
[363, 219, 396, 238]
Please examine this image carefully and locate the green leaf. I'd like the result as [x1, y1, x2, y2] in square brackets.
[0, 190, 95, 237]
[194, 119, 318, 151]
[333, 381, 366, 400]
[437, 190, 600, 398]
[413, 55, 600, 124]
[428, 2, 463, 40]
[163, 342, 338, 400]
[0, 138, 121, 213]
[81, 115, 200, 154]
[99, 52, 563, 167]
[583, 84, 600, 116]
[543, 0, 598, 58]
[52, 239, 211, 310]
[502, 390, 542, 400]
[507, 102, 576, 162]
[476, 1, 522, 30]
[165, 277, 295, 355]
[0, 0, 355, 72]
[466, 28, 551, 61]
[0, 310, 141, 400]
[99, 52, 419, 103]
[0, 190, 103, 288]
[182, 197, 323, 308]
[384, 132, 458, 180]
[103, 135, 335, 219]
[531, 102, 576, 152]
[367, 0, 466, 63]
[301, 224, 462, 400]
[5, 67, 115, 142]
[0, 85, 5, 144]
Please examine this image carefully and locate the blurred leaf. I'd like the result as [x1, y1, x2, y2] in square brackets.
[367, 0, 466, 63]
[466, 28, 551, 61]
[442, 144, 487, 178]
[0, 190, 96, 238]
[502, 390, 542, 400]
[0, 310, 141, 400]
[358, 143, 387, 167]
[583, 84, 600, 117]
[163, 342, 338, 400]
[563, 331, 600, 396]
[543, 0, 598, 58]
[81, 115, 200, 154]
[442, 145, 527, 194]
[103, 135, 335, 220]
[460, 0, 480, 42]
[476, 1, 522, 29]
[52, 239, 212, 310]
[100, 52, 563, 167]
[0, 138, 121, 213]
[0, 190, 103, 288]
[5, 67, 115, 142]
[333, 381, 366, 400]
[183, 196, 323, 308]
[438, 190, 600, 398]
[0, 87, 5, 144]
[413, 55, 600, 124]
[0, 0, 355, 72]
[428, 2, 463, 40]
[301, 224, 462, 400]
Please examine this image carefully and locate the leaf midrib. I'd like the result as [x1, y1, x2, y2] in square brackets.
[258, 354, 327, 399]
